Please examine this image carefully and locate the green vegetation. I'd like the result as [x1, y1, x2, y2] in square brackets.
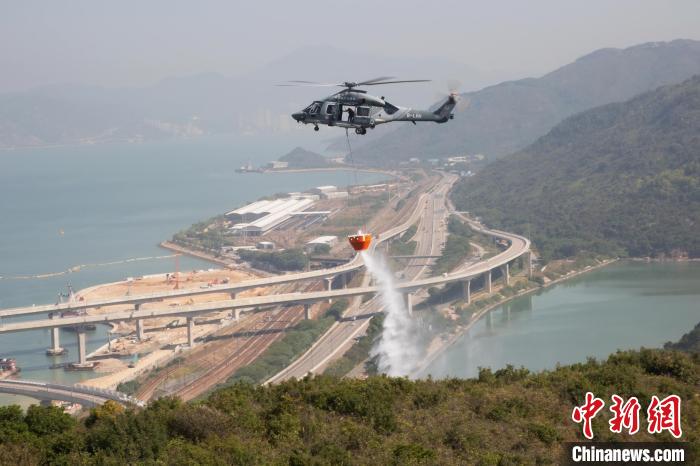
[117, 357, 187, 396]
[116, 380, 140, 396]
[425, 282, 464, 305]
[227, 317, 335, 386]
[432, 216, 472, 274]
[238, 248, 308, 271]
[173, 215, 232, 253]
[278, 147, 331, 169]
[452, 76, 700, 261]
[666, 320, 700, 354]
[228, 300, 348, 385]
[389, 224, 417, 256]
[324, 299, 350, 321]
[0, 346, 697, 464]
[325, 314, 384, 377]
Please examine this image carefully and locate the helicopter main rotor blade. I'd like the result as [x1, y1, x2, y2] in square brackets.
[288, 80, 344, 85]
[276, 77, 431, 88]
[363, 79, 431, 86]
[356, 76, 396, 85]
[275, 82, 342, 87]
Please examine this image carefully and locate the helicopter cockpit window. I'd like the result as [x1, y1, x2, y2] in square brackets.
[326, 104, 336, 115]
[384, 102, 399, 115]
[304, 102, 321, 114]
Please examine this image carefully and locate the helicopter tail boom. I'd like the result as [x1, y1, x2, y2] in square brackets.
[392, 94, 457, 124]
[432, 93, 457, 122]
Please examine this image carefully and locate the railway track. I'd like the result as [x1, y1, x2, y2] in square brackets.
[135, 282, 318, 401]
[174, 302, 305, 401]
[133, 177, 439, 400]
[134, 311, 272, 401]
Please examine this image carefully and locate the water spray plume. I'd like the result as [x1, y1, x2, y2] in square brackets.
[362, 251, 420, 376]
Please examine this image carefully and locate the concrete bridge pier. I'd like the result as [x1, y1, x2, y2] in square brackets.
[325, 277, 334, 304]
[77, 330, 87, 365]
[230, 292, 237, 300]
[233, 308, 241, 321]
[46, 313, 65, 356]
[462, 280, 471, 305]
[304, 304, 311, 320]
[484, 270, 492, 294]
[186, 317, 195, 347]
[136, 319, 145, 341]
[486, 311, 493, 329]
[502, 263, 510, 286]
[71, 326, 94, 369]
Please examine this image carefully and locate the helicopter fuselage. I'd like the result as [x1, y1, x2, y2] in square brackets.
[292, 89, 455, 134]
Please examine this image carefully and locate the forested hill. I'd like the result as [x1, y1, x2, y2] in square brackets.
[279, 146, 330, 168]
[352, 39, 700, 165]
[0, 348, 697, 464]
[666, 321, 700, 354]
[451, 75, 700, 260]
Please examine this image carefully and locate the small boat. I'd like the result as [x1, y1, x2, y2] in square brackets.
[348, 231, 372, 251]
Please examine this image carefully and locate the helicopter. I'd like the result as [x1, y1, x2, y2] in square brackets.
[279, 77, 457, 134]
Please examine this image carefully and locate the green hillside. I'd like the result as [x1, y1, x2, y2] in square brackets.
[279, 146, 330, 168]
[452, 76, 700, 260]
[352, 39, 700, 165]
[0, 348, 697, 464]
[666, 321, 700, 354]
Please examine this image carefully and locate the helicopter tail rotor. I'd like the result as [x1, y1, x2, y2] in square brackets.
[434, 80, 468, 111]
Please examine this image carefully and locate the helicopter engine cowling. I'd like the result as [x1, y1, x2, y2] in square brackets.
[337, 91, 385, 108]
[361, 94, 386, 107]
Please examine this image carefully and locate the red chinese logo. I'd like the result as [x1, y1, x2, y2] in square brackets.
[572, 392, 605, 440]
[572, 393, 683, 439]
[647, 395, 682, 438]
[609, 395, 641, 435]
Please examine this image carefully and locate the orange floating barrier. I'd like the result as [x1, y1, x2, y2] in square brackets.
[348, 231, 372, 251]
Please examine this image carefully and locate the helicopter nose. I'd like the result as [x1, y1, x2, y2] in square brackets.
[292, 112, 305, 122]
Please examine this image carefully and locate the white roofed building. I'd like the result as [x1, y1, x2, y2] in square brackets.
[305, 235, 338, 253]
[227, 195, 316, 236]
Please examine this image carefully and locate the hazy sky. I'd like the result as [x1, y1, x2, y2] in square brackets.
[2, 0, 699, 92]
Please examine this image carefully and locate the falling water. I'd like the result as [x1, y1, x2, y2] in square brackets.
[362, 251, 420, 376]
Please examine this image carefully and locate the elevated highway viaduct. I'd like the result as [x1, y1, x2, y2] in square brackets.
[0, 379, 142, 408]
[0, 187, 433, 362]
[0, 173, 531, 387]
[0, 189, 433, 321]
[0, 223, 530, 367]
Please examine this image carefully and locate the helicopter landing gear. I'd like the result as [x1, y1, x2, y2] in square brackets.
[354, 127, 367, 135]
[314, 125, 319, 131]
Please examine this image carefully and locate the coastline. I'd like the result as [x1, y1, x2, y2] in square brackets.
[263, 166, 399, 178]
[159, 241, 234, 268]
[75, 267, 262, 390]
[411, 257, 619, 377]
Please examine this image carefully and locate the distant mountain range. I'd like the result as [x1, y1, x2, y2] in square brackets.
[451, 75, 700, 260]
[353, 39, 700, 165]
[0, 46, 489, 150]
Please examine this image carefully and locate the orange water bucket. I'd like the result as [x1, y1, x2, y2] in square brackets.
[348, 232, 372, 251]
